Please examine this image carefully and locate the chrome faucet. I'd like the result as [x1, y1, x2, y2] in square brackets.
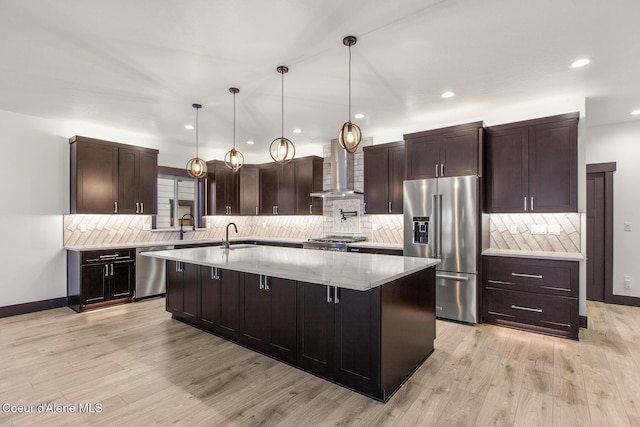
[225, 222, 238, 249]
[179, 213, 196, 240]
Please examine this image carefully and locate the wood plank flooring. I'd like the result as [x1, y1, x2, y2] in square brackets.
[1, 299, 639, 426]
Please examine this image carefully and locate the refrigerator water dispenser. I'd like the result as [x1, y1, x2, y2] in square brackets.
[412, 217, 429, 244]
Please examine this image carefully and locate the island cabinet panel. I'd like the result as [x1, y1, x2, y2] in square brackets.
[484, 113, 578, 213]
[165, 261, 198, 322]
[404, 122, 482, 180]
[296, 282, 335, 377]
[363, 141, 405, 214]
[482, 255, 579, 340]
[241, 274, 297, 363]
[199, 266, 221, 329]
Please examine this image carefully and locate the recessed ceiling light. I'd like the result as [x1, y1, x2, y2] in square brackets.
[293, 128, 302, 134]
[441, 91, 455, 99]
[570, 58, 590, 68]
[246, 140, 255, 145]
[185, 124, 194, 130]
[354, 113, 365, 119]
[630, 110, 640, 116]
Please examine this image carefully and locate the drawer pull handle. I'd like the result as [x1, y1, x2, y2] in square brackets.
[511, 273, 542, 279]
[511, 304, 542, 313]
[437, 274, 469, 281]
[487, 279, 515, 286]
[540, 286, 571, 292]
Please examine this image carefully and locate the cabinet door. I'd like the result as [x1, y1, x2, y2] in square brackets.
[109, 261, 134, 299]
[278, 162, 296, 214]
[218, 269, 241, 339]
[199, 266, 221, 329]
[440, 128, 478, 177]
[239, 166, 260, 216]
[485, 127, 528, 213]
[364, 147, 389, 214]
[294, 158, 316, 215]
[528, 120, 578, 212]
[405, 135, 440, 180]
[81, 264, 107, 304]
[268, 277, 297, 362]
[181, 262, 199, 321]
[75, 142, 119, 213]
[260, 165, 279, 215]
[334, 287, 381, 395]
[118, 148, 139, 214]
[166, 261, 183, 314]
[241, 273, 271, 349]
[215, 165, 233, 215]
[137, 150, 158, 214]
[296, 282, 335, 377]
[388, 145, 405, 213]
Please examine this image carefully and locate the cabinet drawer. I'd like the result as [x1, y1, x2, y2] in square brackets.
[482, 256, 578, 297]
[81, 249, 134, 264]
[483, 287, 578, 339]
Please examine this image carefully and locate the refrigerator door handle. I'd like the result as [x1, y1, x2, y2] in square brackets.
[436, 194, 443, 258]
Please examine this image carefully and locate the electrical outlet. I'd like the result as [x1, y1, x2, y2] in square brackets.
[509, 225, 518, 234]
[531, 224, 547, 235]
[80, 223, 87, 233]
[624, 222, 632, 231]
[548, 224, 561, 235]
[624, 276, 632, 290]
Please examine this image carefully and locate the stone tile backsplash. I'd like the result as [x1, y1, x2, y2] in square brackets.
[488, 213, 582, 253]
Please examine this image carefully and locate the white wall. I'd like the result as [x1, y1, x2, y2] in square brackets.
[0, 109, 167, 307]
[586, 120, 640, 298]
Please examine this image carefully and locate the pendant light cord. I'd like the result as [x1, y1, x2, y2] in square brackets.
[281, 70, 285, 138]
[233, 92, 236, 150]
[195, 107, 199, 158]
[348, 43, 352, 122]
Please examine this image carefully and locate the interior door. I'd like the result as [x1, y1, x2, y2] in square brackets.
[586, 172, 605, 301]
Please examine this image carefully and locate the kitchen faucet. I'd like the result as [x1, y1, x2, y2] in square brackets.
[179, 213, 196, 240]
[224, 222, 238, 249]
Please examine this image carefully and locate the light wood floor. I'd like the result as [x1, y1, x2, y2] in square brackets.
[1, 299, 639, 427]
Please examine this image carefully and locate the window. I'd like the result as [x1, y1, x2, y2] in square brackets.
[156, 174, 198, 229]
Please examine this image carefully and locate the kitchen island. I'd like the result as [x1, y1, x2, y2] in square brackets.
[141, 245, 440, 402]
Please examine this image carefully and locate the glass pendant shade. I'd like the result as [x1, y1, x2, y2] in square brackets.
[225, 88, 244, 172]
[186, 103, 207, 178]
[270, 65, 295, 164]
[337, 35, 362, 154]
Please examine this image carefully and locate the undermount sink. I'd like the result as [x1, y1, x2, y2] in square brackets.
[220, 244, 256, 250]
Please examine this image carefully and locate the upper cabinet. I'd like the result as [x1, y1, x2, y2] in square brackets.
[260, 156, 323, 215]
[363, 141, 405, 214]
[484, 113, 578, 213]
[70, 136, 158, 214]
[404, 121, 483, 180]
[206, 161, 260, 216]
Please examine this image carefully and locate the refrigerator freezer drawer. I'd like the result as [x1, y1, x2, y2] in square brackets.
[435, 272, 477, 323]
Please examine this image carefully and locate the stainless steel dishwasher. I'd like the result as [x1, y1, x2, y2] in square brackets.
[135, 245, 174, 300]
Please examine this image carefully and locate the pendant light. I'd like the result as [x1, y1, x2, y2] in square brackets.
[186, 103, 207, 178]
[224, 87, 244, 172]
[338, 35, 362, 153]
[269, 66, 296, 164]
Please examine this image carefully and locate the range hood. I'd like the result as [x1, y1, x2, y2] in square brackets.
[310, 139, 363, 198]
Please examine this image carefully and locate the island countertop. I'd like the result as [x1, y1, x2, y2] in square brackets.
[141, 245, 440, 291]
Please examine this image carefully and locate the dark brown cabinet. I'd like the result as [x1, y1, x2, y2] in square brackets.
[363, 141, 404, 214]
[70, 136, 158, 214]
[260, 156, 323, 215]
[207, 161, 240, 215]
[240, 274, 297, 363]
[199, 266, 241, 340]
[404, 122, 482, 180]
[482, 255, 579, 340]
[67, 249, 135, 312]
[166, 260, 199, 322]
[484, 113, 578, 213]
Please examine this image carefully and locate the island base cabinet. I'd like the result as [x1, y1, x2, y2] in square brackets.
[198, 266, 241, 340]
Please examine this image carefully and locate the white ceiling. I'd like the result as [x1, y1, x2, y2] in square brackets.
[1, 0, 639, 163]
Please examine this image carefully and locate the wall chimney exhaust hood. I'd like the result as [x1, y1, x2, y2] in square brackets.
[310, 139, 362, 198]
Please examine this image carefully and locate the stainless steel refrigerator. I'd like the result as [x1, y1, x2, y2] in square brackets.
[403, 176, 478, 323]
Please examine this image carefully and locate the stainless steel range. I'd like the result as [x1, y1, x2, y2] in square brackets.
[303, 235, 366, 251]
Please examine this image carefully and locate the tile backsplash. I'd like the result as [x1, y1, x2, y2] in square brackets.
[488, 213, 582, 253]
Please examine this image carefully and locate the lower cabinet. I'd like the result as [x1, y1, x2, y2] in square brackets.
[297, 282, 381, 396]
[482, 255, 579, 340]
[165, 262, 435, 401]
[67, 249, 135, 312]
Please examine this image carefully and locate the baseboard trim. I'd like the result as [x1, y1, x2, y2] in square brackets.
[0, 297, 68, 318]
[607, 294, 640, 308]
[579, 315, 588, 329]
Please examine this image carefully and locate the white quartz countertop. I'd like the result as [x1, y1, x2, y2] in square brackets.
[482, 248, 585, 261]
[141, 245, 440, 291]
